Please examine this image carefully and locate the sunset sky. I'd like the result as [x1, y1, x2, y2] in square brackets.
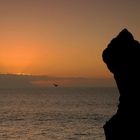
[0, 0, 140, 78]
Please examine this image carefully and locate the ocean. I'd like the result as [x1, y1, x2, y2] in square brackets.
[0, 87, 119, 140]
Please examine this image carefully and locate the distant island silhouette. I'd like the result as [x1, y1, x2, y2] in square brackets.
[102, 28, 140, 139]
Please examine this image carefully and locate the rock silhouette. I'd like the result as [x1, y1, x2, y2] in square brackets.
[102, 29, 140, 139]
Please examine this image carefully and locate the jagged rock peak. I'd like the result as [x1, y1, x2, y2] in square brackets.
[107, 28, 135, 49]
[117, 28, 134, 40]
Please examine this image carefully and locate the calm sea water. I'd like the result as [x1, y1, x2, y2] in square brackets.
[0, 87, 119, 140]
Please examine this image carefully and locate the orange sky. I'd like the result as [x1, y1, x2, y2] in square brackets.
[0, 0, 140, 78]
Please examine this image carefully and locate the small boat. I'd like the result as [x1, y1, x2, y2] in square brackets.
[53, 83, 58, 87]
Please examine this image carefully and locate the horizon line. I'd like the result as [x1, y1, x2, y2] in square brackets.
[0, 73, 112, 79]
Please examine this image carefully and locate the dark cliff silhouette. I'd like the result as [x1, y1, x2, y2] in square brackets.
[102, 29, 140, 139]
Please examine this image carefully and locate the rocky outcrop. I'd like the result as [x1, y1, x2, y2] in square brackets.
[102, 29, 140, 139]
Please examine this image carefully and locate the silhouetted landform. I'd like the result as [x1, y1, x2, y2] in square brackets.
[102, 28, 140, 139]
[0, 74, 114, 88]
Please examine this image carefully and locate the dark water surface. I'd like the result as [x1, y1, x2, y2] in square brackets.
[0, 87, 119, 140]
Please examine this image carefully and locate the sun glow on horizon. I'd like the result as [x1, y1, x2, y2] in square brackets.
[0, 0, 139, 78]
[0, 40, 44, 74]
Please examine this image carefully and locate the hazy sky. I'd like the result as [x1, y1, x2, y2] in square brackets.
[0, 0, 140, 78]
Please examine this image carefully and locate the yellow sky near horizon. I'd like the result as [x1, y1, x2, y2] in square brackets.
[0, 0, 140, 78]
